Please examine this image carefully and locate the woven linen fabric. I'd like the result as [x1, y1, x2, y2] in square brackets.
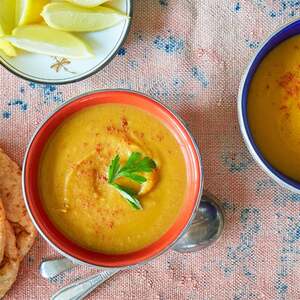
[1, 0, 300, 299]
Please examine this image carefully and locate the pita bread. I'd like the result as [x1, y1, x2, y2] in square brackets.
[0, 199, 5, 265]
[0, 148, 37, 259]
[0, 221, 20, 299]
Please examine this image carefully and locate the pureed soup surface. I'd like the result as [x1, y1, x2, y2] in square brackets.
[248, 35, 300, 182]
[39, 104, 187, 254]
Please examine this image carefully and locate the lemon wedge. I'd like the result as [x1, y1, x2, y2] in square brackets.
[6, 25, 93, 59]
[0, 0, 16, 36]
[41, 2, 127, 32]
[16, 0, 49, 26]
[0, 0, 17, 57]
[66, 0, 110, 7]
[0, 39, 17, 57]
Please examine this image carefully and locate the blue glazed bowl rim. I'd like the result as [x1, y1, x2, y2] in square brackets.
[238, 19, 300, 193]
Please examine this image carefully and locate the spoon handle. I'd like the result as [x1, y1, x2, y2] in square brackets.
[40, 258, 77, 279]
[51, 269, 120, 300]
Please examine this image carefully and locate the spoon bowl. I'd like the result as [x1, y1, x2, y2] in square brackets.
[172, 192, 224, 253]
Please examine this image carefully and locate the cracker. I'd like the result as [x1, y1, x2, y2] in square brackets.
[0, 221, 20, 299]
[0, 148, 37, 259]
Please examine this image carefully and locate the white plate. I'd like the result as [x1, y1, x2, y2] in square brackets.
[0, 0, 132, 84]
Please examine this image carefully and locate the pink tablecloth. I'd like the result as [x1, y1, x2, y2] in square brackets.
[1, 0, 300, 299]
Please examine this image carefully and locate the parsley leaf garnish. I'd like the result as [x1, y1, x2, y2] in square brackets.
[108, 152, 157, 209]
[111, 183, 142, 210]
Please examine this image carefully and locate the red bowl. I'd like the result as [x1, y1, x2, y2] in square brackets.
[22, 90, 203, 268]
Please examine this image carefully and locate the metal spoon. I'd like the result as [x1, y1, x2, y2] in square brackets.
[172, 192, 224, 252]
[40, 257, 77, 279]
[50, 269, 120, 300]
[41, 192, 224, 299]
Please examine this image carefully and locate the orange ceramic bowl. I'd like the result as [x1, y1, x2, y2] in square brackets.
[22, 90, 203, 268]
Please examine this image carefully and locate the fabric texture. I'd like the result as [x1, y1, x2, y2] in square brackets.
[1, 0, 300, 299]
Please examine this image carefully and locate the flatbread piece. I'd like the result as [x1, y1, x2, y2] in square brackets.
[0, 199, 6, 265]
[0, 148, 37, 259]
[0, 221, 20, 299]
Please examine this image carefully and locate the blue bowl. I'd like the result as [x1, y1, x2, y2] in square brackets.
[238, 19, 300, 192]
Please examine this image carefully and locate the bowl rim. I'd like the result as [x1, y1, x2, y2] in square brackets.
[0, 0, 133, 85]
[22, 89, 204, 268]
[238, 19, 300, 193]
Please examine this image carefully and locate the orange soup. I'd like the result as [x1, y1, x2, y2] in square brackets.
[39, 104, 187, 254]
[248, 35, 300, 182]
